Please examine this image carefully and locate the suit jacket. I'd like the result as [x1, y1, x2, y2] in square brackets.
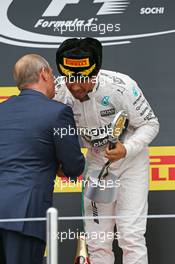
[0, 89, 85, 241]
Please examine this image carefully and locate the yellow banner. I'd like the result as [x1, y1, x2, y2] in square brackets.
[149, 146, 175, 190]
[0, 87, 19, 102]
[1, 87, 175, 191]
[54, 146, 175, 192]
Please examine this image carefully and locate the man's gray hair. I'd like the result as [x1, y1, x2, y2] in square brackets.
[13, 54, 50, 89]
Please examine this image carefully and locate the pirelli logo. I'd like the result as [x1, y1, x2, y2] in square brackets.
[1, 87, 175, 192]
[63, 57, 90, 67]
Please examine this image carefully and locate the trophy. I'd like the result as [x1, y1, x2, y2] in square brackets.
[84, 110, 128, 203]
[74, 236, 90, 264]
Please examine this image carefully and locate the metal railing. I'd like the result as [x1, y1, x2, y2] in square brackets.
[47, 208, 58, 264]
[1, 211, 175, 263]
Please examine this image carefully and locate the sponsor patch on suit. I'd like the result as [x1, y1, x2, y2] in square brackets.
[100, 108, 115, 117]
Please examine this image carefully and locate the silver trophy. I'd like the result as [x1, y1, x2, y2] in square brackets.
[84, 110, 128, 203]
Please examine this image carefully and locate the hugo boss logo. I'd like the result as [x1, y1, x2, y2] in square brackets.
[100, 108, 115, 117]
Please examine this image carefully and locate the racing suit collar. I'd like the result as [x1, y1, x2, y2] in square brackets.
[87, 76, 99, 96]
[79, 77, 99, 102]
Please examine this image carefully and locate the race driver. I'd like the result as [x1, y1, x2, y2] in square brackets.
[54, 37, 159, 264]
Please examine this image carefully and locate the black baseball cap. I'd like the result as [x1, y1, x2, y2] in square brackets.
[56, 38, 102, 78]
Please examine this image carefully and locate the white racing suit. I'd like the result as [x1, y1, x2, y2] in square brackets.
[54, 70, 159, 264]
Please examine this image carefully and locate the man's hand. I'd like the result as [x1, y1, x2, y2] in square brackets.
[105, 141, 127, 162]
[56, 168, 65, 177]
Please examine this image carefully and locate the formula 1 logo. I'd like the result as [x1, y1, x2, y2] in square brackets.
[0, 0, 174, 48]
[42, 0, 129, 17]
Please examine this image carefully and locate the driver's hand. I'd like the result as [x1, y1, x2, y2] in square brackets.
[105, 140, 127, 161]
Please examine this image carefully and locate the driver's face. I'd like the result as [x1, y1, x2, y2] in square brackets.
[65, 76, 96, 100]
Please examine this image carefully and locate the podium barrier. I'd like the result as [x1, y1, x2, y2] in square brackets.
[47, 208, 58, 264]
[0, 212, 175, 264]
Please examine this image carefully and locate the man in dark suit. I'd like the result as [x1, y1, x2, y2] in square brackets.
[0, 54, 85, 264]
